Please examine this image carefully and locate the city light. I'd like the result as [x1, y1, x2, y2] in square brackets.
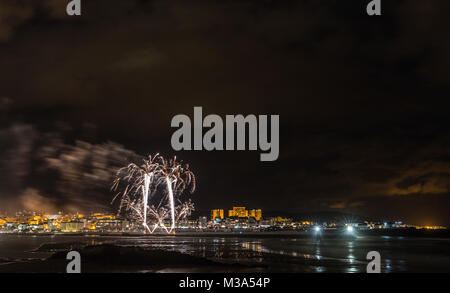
[1, 209, 446, 234]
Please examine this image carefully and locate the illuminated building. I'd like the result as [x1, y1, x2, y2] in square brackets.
[95, 218, 126, 231]
[249, 209, 262, 221]
[5, 217, 17, 229]
[60, 221, 85, 232]
[211, 209, 224, 221]
[45, 214, 61, 220]
[197, 216, 208, 228]
[28, 215, 45, 226]
[269, 216, 292, 226]
[6, 217, 17, 223]
[228, 207, 249, 218]
[92, 213, 116, 220]
[17, 223, 28, 231]
[87, 222, 97, 230]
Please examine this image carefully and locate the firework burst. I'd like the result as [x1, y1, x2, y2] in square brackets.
[153, 156, 196, 232]
[111, 154, 196, 234]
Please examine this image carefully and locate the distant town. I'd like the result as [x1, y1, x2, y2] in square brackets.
[0, 206, 446, 233]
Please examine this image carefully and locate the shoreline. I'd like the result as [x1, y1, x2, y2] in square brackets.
[1, 228, 450, 238]
[0, 244, 268, 273]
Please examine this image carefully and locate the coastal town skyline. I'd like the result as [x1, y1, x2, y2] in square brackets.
[1, 206, 447, 231]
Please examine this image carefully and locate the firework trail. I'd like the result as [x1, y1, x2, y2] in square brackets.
[111, 154, 161, 233]
[153, 156, 196, 232]
[175, 199, 195, 223]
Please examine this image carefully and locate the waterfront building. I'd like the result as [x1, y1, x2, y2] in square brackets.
[60, 221, 85, 232]
[249, 209, 262, 221]
[91, 213, 116, 220]
[211, 209, 224, 221]
[228, 207, 249, 218]
[95, 218, 126, 231]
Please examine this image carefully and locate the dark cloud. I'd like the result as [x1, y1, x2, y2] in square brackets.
[0, 124, 37, 193]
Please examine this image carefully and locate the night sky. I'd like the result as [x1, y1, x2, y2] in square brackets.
[1, 0, 450, 226]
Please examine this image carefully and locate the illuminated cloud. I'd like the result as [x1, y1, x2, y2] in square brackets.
[20, 188, 58, 213]
[0, 123, 140, 212]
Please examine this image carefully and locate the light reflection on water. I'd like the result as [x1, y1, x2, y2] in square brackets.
[1, 234, 450, 272]
[104, 236, 409, 272]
